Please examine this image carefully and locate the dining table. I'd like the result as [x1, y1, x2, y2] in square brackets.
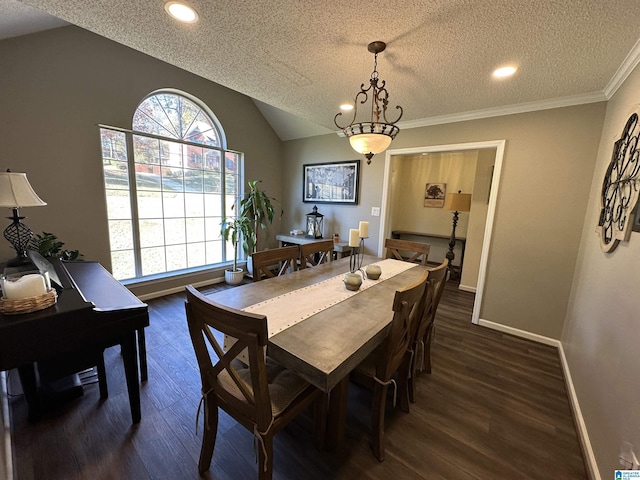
[206, 254, 428, 448]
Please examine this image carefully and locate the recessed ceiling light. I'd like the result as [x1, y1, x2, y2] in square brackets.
[165, 1, 199, 23]
[340, 104, 354, 111]
[493, 66, 517, 78]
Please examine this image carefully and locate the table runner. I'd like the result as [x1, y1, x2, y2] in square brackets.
[244, 258, 417, 337]
[223, 258, 417, 359]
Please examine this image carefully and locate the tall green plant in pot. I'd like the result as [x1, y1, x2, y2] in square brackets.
[239, 180, 283, 254]
[221, 215, 251, 285]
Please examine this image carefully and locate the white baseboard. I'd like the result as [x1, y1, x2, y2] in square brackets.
[557, 344, 601, 480]
[478, 318, 600, 480]
[458, 283, 476, 293]
[135, 276, 225, 302]
[478, 318, 559, 346]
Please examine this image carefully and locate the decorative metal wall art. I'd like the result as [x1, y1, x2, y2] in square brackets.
[597, 112, 640, 252]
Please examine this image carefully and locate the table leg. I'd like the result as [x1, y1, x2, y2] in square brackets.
[326, 376, 349, 451]
[120, 332, 141, 424]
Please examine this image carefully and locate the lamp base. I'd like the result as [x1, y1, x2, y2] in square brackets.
[4, 209, 34, 268]
[6, 253, 31, 268]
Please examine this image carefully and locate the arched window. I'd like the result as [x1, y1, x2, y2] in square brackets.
[100, 90, 242, 280]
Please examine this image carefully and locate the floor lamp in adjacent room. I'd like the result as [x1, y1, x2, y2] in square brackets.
[444, 190, 472, 279]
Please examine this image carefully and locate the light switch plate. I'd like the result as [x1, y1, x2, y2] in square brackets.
[371, 207, 380, 216]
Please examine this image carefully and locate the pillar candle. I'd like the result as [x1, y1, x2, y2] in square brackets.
[1, 274, 47, 299]
[348, 228, 360, 247]
[358, 221, 369, 238]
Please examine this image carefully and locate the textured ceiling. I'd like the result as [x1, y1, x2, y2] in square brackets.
[0, 0, 66, 40]
[6, 0, 640, 140]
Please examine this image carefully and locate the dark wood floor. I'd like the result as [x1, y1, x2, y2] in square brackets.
[7, 279, 587, 479]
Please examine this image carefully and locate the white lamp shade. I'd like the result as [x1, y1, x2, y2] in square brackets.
[0, 172, 47, 208]
[349, 133, 392, 156]
[444, 192, 472, 212]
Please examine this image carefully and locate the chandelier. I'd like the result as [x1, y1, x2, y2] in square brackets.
[334, 41, 403, 164]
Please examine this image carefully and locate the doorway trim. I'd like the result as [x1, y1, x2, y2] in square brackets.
[379, 140, 506, 325]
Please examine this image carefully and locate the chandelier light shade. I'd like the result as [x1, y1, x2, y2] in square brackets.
[0, 171, 47, 266]
[334, 41, 403, 164]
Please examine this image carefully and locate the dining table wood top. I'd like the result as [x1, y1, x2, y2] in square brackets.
[207, 255, 428, 393]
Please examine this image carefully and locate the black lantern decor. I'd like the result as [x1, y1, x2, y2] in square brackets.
[306, 205, 324, 239]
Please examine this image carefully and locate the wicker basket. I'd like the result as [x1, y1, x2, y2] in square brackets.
[0, 289, 58, 315]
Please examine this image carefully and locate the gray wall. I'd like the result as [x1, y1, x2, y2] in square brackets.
[461, 148, 496, 290]
[562, 61, 640, 476]
[0, 26, 283, 296]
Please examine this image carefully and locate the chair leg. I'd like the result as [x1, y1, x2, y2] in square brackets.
[313, 392, 328, 450]
[198, 400, 218, 473]
[96, 352, 108, 399]
[258, 433, 274, 480]
[408, 345, 418, 404]
[408, 374, 415, 404]
[423, 324, 434, 374]
[397, 353, 412, 413]
[371, 382, 388, 462]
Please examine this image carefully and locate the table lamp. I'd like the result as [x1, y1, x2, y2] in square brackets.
[443, 190, 471, 278]
[0, 171, 47, 266]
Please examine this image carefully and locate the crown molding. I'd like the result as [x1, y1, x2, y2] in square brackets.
[333, 39, 640, 138]
[604, 37, 640, 99]
[396, 92, 607, 131]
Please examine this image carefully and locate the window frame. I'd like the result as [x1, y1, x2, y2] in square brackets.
[99, 90, 244, 282]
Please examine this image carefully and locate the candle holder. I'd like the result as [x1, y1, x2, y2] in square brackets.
[0, 272, 57, 315]
[349, 237, 367, 276]
[345, 236, 368, 290]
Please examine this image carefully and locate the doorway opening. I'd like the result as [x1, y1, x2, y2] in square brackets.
[378, 140, 505, 324]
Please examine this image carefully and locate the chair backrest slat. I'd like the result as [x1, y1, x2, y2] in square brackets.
[300, 239, 334, 268]
[413, 260, 447, 340]
[376, 271, 428, 381]
[384, 238, 430, 265]
[251, 245, 299, 281]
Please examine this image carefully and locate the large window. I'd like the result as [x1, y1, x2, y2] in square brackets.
[100, 91, 242, 281]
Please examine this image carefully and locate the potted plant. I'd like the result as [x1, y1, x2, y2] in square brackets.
[221, 215, 251, 285]
[238, 180, 283, 273]
[29, 231, 83, 261]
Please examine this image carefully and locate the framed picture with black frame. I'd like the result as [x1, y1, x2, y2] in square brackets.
[303, 160, 360, 204]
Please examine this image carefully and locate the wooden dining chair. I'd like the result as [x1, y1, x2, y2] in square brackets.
[408, 259, 449, 403]
[299, 239, 334, 269]
[384, 238, 430, 265]
[251, 245, 299, 281]
[184, 285, 326, 480]
[350, 271, 428, 462]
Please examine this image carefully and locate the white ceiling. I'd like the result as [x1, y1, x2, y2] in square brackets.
[4, 0, 640, 141]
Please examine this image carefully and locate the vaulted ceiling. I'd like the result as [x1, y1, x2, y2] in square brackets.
[4, 0, 640, 140]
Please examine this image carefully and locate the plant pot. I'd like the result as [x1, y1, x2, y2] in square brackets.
[225, 268, 245, 285]
[247, 255, 254, 278]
